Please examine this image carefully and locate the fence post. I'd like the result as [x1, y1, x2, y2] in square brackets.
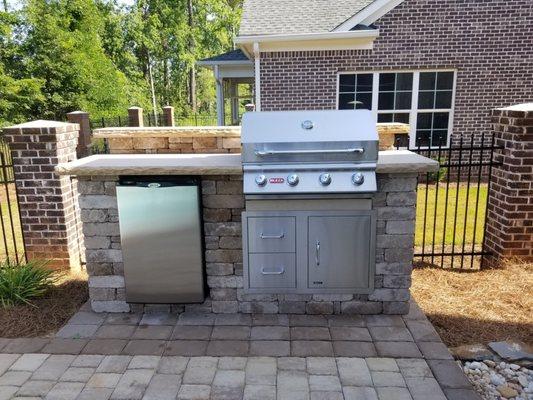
[163, 106, 175, 127]
[484, 103, 533, 264]
[67, 111, 91, 158]
[3, 120, 82, 270]
[128, 106, 144, 127]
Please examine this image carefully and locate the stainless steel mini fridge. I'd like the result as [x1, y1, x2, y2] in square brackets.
[116, 176, 205, 303]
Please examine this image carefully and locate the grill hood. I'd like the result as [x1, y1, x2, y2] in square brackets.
[241, 110, 379, 194]
[241, 110, 379, 165]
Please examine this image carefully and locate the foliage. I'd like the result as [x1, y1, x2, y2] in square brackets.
[0, 259, 57, 307]
[0, 0, 242, 126]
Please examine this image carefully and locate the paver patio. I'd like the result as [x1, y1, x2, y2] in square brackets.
[0, 301, 481, 399]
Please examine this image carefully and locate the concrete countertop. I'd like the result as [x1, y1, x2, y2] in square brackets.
[56, 150, 438, 176]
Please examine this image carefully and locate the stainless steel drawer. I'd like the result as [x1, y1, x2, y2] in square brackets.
[249, 253, 296, 288]
[247, 217, 296, 253]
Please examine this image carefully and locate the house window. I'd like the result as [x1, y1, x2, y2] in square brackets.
[338, 74, 373, 110]
[337, 70, 456, 148]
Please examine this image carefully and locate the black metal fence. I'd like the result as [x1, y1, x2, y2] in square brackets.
[0, 136, 25, 263]
[398, 133, 501, 270]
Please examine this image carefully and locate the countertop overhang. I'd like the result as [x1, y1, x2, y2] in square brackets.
[56, 150, 439, 176]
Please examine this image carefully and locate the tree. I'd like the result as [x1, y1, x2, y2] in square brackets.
[23, 0, 140, 119]
[0, 10, 44, 126]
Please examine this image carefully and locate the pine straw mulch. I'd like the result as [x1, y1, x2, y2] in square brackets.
[0, 271, 88, 338]
[411, 260, 533, 348]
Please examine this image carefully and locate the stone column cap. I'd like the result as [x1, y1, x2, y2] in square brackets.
[8, 120, 75, 129]
[495, 102, 533, 112]
[67, 110, 89, 115]
[3, 119, 79, 134]
[128, 106, 143, 110]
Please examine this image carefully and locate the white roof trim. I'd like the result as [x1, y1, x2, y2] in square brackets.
[235, 29, 379, 44]
[334, 0, 406, 31]
[236, 30, 379, 54]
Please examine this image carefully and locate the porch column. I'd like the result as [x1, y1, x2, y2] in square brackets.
[215, 66, 224, 126]
[484, 103, 533, 263]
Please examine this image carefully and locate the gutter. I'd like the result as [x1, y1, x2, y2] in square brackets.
[234, 29, 379, 45]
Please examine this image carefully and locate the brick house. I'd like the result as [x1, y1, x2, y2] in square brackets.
[199, 0, 532, 148]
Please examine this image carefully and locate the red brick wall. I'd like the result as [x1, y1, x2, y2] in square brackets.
[484, 104, 533, 261]
[4, 122, 82, 270]
[259, 0, 533, 141]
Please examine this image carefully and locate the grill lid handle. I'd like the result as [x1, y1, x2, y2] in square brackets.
[254, 148, 364, 156]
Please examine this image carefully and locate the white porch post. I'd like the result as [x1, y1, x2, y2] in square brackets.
[215, 65, 224, 126]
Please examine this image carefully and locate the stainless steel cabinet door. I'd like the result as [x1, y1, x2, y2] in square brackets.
[117, 185, 204, 303]
[308, 215, 371, 289]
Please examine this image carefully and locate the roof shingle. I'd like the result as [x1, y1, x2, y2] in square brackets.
[199, 49, 250, 63]
[239, 0, 376, 36]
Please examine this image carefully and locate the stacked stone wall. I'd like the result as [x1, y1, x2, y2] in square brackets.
[81, 173, 418, 314]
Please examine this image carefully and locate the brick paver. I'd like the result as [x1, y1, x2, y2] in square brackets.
[0, 302, 481, 400]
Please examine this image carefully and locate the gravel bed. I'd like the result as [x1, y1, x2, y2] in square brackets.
[463, 360, 532, 399]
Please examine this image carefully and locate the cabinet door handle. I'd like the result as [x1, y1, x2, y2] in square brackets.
[260, 232, 284, 239]
[315, 240, 320, 266]
[261, 267, 285, 275]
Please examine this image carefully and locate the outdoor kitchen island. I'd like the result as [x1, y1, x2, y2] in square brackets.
[57, 149, 437, 316]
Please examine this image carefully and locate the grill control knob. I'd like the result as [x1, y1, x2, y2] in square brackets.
[319, 173, 332, 186]
[352, 172, 365, 186]
[255, 175, 267, 186]
[287, 174, 299, 186]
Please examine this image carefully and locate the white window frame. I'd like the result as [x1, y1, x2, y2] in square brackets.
[336, 69, 457, 149]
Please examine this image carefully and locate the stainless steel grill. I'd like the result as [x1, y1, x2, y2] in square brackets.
[241, 110, 379, 195]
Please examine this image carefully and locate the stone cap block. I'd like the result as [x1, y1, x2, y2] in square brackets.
[3, 120, 79, 138]
[492, 103, 533, 118]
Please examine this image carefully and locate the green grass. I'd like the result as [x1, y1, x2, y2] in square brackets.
[0, 186, 25, 262]
[415, 183, 488, 248]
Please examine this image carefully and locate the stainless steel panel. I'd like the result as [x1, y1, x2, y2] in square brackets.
[247, 217, 295, 253]
[242, 141, 378, 165]
[245, 198, 372, 211]
[116, 183, 204, 303]
[248, 253, 296, 289]
[243, 169, 377, 194]
[308, 215, 372, 290]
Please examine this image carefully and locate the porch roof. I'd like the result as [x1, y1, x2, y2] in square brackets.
[197, 49, 251, 67]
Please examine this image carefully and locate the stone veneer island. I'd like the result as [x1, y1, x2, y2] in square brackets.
[57, 150, 438, 315]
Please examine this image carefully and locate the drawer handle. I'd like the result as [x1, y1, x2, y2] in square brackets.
[261, 267, 285, 275]
[260, 232, 285, 239]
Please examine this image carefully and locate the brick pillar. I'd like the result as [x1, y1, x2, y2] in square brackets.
[67, 111, 91, 158]
[3, 120, 82, 270]
[128, 107, 143, 127]
[162, 106, 175, 127]
[484, 103, 533, 263]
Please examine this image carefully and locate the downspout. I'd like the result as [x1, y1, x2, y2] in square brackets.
[253, 42, 261, 111]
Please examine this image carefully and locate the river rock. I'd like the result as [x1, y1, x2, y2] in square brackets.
[451, 344, 495, 361]
[490, 373, 506, 386]
[497, 384, 518, 398]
